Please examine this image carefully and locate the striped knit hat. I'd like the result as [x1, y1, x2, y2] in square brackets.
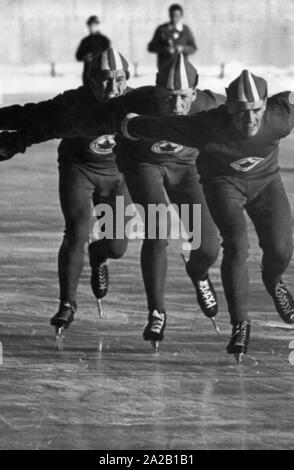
[90, 47, 130, 79]
[226, 70, 268, 109]
[156, 53, 198, 89]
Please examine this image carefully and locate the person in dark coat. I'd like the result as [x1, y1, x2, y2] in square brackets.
[148, 4, 197, 69]
[76, 15, 110, 85]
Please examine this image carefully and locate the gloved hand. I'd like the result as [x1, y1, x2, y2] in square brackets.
[0, 131, 26, 161]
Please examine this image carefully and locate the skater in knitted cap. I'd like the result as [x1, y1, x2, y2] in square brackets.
[118, 69, 294, 361]
[0, 48, 133, 342]
[0, 53, 225, 351]
[114, 53, 224, 350]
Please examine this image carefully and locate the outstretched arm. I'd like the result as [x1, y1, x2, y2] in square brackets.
[25, 93, 130, 140]
[0, 102, 42, 131]
[0, 95, 131, 160]
[0, 89, 81, 131]
[121, 112, 207, 150]
[0, 107, 115, 161]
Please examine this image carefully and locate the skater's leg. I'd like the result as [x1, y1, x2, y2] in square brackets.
[247, 174, 293, 288]
[125, 164, 169, 313]
[141, 239, 168, 313]
[88, 172, 134, 310]
[166, 164, 220, 279]
[165, 163, 220, 322]
[124, 164, 168, 347]
[58, 165, 94, 304]
[203, 178, 250, 325]
[247, 174, 294, 323]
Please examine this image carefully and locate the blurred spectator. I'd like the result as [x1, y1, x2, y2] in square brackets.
[148, 4, 197, 69]
[76, 15, 110, 84]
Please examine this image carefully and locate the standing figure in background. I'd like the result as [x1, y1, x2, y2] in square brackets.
[148, 4, 197, 69]
[76, 15, 110, 85]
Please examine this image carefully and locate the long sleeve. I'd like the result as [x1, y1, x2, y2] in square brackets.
[277, 92, 294, 133]
[0, 90, 78, 131]
[76, 38, 87, 61]
[0, 103, 37, 130]
[126, 113, 206, 149]
[266, 92, 294, 139]
[0, 96, 128, 157]
[46, 94, 130, 139]
[0, 103, 116, 159]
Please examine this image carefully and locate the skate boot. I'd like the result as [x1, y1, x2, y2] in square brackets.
[227, 321, 251, 363]
[50, 301, 77, 349]
[270, 280, 294, 325]
[181, 254, 219, 332]
[88, 242, 109, 318]
[143, 310, 166, 352]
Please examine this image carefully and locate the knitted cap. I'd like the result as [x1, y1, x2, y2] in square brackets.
[226, 70, 268, 109]
[156, 53, 198, 89]
[90, 48, 129, 74]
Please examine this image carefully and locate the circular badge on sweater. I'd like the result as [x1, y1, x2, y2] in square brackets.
[89, 135, 116, 154]
[151, 141, 183, 154]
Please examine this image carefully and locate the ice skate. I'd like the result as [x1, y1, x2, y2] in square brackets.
[181, 254, 219, 332]
[50, 301, 77, 349]
[143, 310, 166, 351]
[88, 242, 109, 318]
[270, 280, 294, 324]
[227, 321, 251, 363]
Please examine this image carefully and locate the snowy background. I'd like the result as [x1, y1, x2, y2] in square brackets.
[1, 61, 294, 98]
[1, 0, 294, 98]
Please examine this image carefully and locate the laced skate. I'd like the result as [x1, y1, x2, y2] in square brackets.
[181, 254, 219, 332]
[50, 302, 77, 349]
[227, 321, 251, 363]
[88, 242, 109, 318]
[271, 280, 294, 324]
[143, 310, 166, 351]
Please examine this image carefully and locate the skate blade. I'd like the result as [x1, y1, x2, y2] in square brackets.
[55, 327, 65, 351]
[234, 352, 244, 364]
[96, 299, 103, 318]
[180, 253, 188, 265]
[151, 340, 159, 352]
[211, 317, 220, 334]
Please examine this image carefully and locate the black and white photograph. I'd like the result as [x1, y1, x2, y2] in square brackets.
[0, 0, 293, 453]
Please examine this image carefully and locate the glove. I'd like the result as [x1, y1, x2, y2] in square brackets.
[0, 147, 12, 161]
[120, 113, 140, 140]
[0, 131, 27, 161]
